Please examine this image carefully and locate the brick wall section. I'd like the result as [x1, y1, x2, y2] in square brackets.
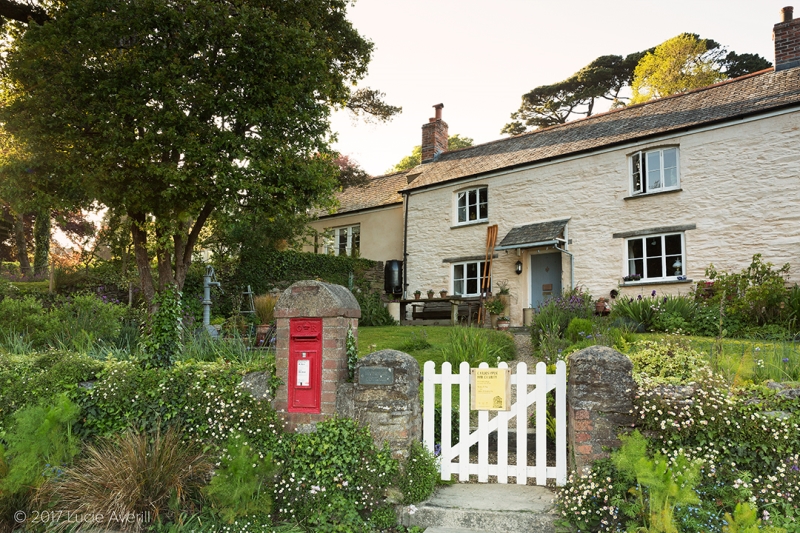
[567, 346, 636, 474]
[774, 7, 800, 71]
[273, 280, 360, 432]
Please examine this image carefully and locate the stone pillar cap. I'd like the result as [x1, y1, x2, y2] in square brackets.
[275, 280, 361, 318]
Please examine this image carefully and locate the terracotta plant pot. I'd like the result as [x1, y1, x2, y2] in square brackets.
[496, 319, 510, 331]
[414, 293, 421, 300]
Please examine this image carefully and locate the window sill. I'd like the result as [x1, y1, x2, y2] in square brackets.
[621, 278, 693, 287]
[624, 188, 682, 201]
[451, 220, 489, 230]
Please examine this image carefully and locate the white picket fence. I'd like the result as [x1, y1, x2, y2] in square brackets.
[422, 360, 567, 486]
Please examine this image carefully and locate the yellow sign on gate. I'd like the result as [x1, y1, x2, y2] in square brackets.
[470, 368, 511, 411]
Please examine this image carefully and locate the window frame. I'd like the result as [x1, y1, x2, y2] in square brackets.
[455, 186, 488, 225]
[452, 260, 490, 297]
[624, 232, 685, 282]
[322, 224, 360, 257]
[630, 146, 680, 196]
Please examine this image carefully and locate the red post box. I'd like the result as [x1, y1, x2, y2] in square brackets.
[288, 318, 322, 413]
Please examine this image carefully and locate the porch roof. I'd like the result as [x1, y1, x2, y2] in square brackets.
[495, 219, 569, 251]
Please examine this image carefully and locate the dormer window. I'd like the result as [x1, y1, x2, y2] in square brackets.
[456, 186, 488, 224]
[630, 147, 679, 195]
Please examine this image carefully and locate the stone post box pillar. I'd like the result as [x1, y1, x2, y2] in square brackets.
[274, 280, 360, 432]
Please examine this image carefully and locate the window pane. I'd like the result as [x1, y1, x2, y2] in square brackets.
[458, 206, 466, 223]
[663, 148, 677, 169]
[466, 277, 478, 295]
[646, 237, 662, 257]
[338, 230, 347, 255]
[454, 280, 465, 295]
[468, 204, 477, 221]
[457, 192, 466, 208]
[631, 152, 643, 193]
[628, 238, 644, 260]
[664, 234, 681, 255]
[479, 203, 487, 220]
[629, 259, 644, 277]
[466, 262, 478, 278]
[663, 167, 678, 188]
[454, 264, 464, 280]
[351, 226, 360, 256]
[479, 188, 487, 204]
[647, 152, 661, 190]
[646, 257, 663, 278]
[468, 190, 476, 206]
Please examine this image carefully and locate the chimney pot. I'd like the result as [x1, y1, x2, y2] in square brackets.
[781, 6, 794, 22]
[433, 103, 444, 120]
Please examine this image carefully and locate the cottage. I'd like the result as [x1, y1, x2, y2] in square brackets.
[312, 8, 800, 327]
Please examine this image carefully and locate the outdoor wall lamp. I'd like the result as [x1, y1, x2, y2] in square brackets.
[515, 260, 523, 275]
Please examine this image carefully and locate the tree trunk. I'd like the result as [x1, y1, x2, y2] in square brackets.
[130, 212, 157, 312]
[33, 209, 50, 277]
[13, 213, 31, 276]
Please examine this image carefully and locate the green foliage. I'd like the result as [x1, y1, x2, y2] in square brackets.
[484, 297, 506, 316]
[531, 288, 594, 361]
[346, 326, 358, 381]
[253, 294, 278, 325]
[205, 433, 277, 523]
[274, 417, 398, 531]
[441, 326, 516, 367]
[565, 318, 594, 343]
[0, 295, 50, 338]
[631, 33, 727, 104]
[613, 431, 702, 533]
[0, 350, 103, 428]
[391, 134, 474, 172]
[355, 290, 397, 327]
[1, 0, 374, 302]
[723, 502, 786, 533]
[398, 440, 438, 505]
[41, 426, 211, 531]
[627, 340, 710, 387]
[141, 285, 184, 369]
[1, 394, 80, 494]
[703, 254, 793, 328]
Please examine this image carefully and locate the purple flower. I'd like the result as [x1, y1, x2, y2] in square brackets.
[663, 297, 667, 303]
[783, 358, 790, 363]
[433, 444, 441, 457]
[651, 290, 657, 297]
[637, 295, 642, 301]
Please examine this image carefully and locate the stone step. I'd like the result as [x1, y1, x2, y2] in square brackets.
[398, 483, 558, 533]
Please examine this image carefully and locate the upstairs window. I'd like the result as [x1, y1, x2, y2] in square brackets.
[456, 187, 488, 224]
[625, 233, 684, 281]
[630, 147, 679, 195]
[323, 224, 360, 257]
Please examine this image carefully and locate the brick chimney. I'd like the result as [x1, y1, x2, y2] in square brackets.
[421, 103, 448, 164]
[774, 6, 800, 71]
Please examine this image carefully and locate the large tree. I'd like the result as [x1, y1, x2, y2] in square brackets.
[0, 0, 376, 308]
[390, 134, 474, 172]
[503, 37, 771, 134]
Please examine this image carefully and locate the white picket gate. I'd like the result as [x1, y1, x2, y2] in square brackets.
[422, 360, 567, 486]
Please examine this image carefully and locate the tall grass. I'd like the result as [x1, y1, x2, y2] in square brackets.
[40, 426, 211, 531]
[441, 326, 516, 367]
[253, 293, 278, 325]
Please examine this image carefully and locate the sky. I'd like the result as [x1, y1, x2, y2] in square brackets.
[328, 0, 783, 176]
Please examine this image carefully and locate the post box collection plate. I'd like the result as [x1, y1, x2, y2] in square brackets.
[358, 366, 394, 385]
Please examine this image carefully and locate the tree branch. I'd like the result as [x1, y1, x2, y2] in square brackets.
[0, 0, 50, 25]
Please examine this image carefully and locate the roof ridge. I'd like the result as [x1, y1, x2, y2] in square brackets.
[435, 68, 775, 158]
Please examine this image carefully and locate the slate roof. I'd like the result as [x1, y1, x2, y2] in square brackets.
[318, 171, 407, 217]
[402, 67, 800, 191]
[496, 219, 570, 250]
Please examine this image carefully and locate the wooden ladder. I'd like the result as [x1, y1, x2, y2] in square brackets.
[478, 225, 498, 324]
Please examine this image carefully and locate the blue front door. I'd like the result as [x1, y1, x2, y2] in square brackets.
[530, 253, 562, 309]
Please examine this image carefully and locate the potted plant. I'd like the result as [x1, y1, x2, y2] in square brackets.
[439, 289, 448, 298]
[413, 290, 422, 300]
[496, 280, 511, 314]
[496, 316, 511, 330]
[427, 289, 435, 299]
[485, 297, 505, 329]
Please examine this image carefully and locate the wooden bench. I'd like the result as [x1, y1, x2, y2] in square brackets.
[409, 299, 481, 324]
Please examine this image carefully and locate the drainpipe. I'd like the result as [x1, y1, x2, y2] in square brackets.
[402, 191, 410, 299]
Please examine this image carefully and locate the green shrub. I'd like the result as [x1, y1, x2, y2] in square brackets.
[40, 426, 211, 531]
[626, 340, 710, 387]
[531, 288, 594, 348]
[565, 318, 594, 343]
[0, 296, 51, 339]
[141, 285, 184, 368]
[397, 330, 432, 352]
[273, 417, 397, 530]
[1, 394, 80, 495]
[355, 290, 396, 327]
[398, 440, 438, 505]
[204, 433, 277, 523]
[441, 326, 515, 367]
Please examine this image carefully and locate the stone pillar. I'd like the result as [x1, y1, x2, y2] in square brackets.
[567, 346, 636, 474]
[274, 280, 360, 432]
[336, 349, 421, 459]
